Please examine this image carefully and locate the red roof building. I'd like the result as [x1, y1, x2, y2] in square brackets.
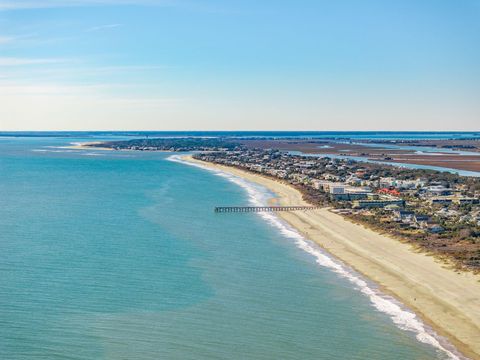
[378, 188, 401, 197]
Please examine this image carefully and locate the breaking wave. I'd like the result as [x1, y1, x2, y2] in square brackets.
[168, 154, 466, 360]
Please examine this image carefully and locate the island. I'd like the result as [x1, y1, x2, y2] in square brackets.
[87, 137, 480, 271]
[86, 136, 480, 358]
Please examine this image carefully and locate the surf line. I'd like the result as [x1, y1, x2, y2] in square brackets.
[168, 154, 465, 360]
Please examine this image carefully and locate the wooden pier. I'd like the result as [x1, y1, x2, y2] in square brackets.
[214, 206, 319, 213]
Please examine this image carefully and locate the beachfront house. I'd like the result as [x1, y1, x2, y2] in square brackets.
[393, 210, 414, 223]
[428, 224, 445, 233]
[352, 199, 405, 209]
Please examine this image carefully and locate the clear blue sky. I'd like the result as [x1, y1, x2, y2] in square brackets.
[0, 0, 479, 130]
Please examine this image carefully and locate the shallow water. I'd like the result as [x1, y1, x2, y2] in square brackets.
[289, 151, 480, 177]
[0, 137, 464, 359]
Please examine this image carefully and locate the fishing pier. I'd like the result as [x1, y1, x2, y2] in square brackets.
[214, 206, 319, 213]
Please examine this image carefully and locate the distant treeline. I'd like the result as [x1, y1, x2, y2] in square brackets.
[90, 137, 243, 151]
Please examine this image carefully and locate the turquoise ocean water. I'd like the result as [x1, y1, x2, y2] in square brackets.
[0, 137, 465, 359]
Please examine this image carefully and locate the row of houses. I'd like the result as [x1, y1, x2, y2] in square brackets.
[196, 150, 479, 232]
[392, 210, 444, 233]
[429, 196, 480, 205]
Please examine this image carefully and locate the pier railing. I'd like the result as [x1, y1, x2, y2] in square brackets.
[214, 206, 319, 213]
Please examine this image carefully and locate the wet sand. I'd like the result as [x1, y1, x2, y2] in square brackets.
[185, 156, 480, 360]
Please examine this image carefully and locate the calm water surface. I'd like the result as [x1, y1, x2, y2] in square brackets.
[0, 137, 460, 359]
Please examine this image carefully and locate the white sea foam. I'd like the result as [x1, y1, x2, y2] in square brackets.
[168, 154, 466, 360]
[32, 149, 75, 153]
[32, 144, 107, 156]
[80, 152, 102, 156]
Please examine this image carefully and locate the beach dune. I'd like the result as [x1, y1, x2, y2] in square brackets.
[186, 156, 480, 360]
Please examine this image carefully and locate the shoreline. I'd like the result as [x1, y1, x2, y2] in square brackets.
[239, 139, 480, 173]
[68, 142, 177, 153]
[66, 142, 115, 151]
[183, 155, 480, 360]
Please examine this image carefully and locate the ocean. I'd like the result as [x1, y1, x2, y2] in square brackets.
[0, 136, 465, 359]
[1, 130, 479, 140]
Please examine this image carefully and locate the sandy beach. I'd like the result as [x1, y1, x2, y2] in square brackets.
[185, 156, 480, 360]
[67, 142, 115, 151]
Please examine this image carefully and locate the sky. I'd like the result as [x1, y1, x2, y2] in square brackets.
[0, 0, 479, 131]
